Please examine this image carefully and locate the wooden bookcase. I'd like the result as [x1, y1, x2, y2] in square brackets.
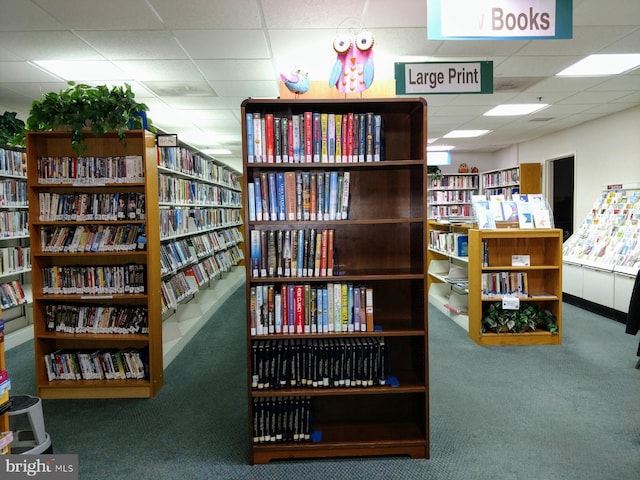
[26, 130, 163, 399]
[241, 98, 429, 464]
[467, 228, 563, 346]
[481, 162, 542, 199]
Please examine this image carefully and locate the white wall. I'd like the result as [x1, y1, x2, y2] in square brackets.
[438, 151, 496, 174]
[496, 105, 640, 230]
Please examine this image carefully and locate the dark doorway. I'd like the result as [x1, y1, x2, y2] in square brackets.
[551, 156, 574, 242]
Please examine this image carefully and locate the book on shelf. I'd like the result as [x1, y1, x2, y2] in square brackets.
[243, 111, 385, 164]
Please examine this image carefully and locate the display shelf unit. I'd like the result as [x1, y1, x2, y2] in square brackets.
[467, 228, 563, 346]
[156, 142, 245, 366]
[0, 146, 31, 340]
[426, 220, 470, 331]
[242, 98, 429, 464]
[562, 186, 640, 314]
[26, 130, 162, 399]
[480, 162, 542, 199]
[428, 173, 478, 219]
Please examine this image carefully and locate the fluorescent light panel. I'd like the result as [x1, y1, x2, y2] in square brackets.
[557, 54, 640, 76]
[443, 130, 491, 138]
[484, 104, 549, 116]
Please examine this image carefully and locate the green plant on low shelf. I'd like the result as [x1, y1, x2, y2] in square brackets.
[26, 81, 151, 155]
[0, 111, 26, 147]
[482, 302, 558, 334]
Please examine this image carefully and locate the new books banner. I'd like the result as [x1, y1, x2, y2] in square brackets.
[428, 0, 573, 40]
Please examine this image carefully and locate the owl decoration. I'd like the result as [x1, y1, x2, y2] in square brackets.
[280, 68, 310, 96]
[329, 29, 375, 94]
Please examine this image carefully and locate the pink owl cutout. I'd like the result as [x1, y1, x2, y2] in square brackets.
[329, 30, 374, 94]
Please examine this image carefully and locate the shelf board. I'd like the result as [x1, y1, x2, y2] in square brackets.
[473, 330, 561, 346]
[37, 379, 156, 399]
[252, 422, 428, 464]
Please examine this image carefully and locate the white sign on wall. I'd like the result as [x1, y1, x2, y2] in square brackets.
[428, 0, 573, 40]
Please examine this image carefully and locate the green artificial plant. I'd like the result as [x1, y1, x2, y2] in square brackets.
[482, 301, 558, 334]
[0, 111, 26, 147]
[26, 82, 151, 154]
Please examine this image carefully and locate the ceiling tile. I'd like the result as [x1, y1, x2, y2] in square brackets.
[78, 31, 188, 60]
[210, 80, 279, 98]
[148, 0, 263, 29]
[195, 59, 275, 81]
[174, 30, 270, 59]
[0, 31, 103, 61]
[261, 0, 367, 29]
[0, 61, 62, 82]
[113, 60, 205, 82]
[0, 0, 65, 31]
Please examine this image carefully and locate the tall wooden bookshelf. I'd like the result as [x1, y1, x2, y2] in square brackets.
[241, 98, 429, 464]
[467, 228, 563, 346]
[26, 130, 163, 399]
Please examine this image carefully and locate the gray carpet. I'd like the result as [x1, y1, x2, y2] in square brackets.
[5, 286, 640, 479]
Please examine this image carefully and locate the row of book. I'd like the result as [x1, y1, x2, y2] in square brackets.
[160, 230, 242, 277]
[429, 230, 469, 257]
[481, 167, 520, 189]
[160, 247, 243, 313]
[245, 111, 384, 164]
[429, 204, 473, 220]
[45, 304, 148, 334]
[0, 280, 27, 309]
[38, 192, 146, 221]
[428, 189, 476, 205]
[157, 146, 241, 190]
[0, 178, 27, 206]
[40, 224, 146, 253]
[44, 349, 147, 381]
[159, 207, 242, 238]
[481, 272, 529, 298]
[158, 173, 242, 207]
[36, 155, 144, 183]
[252, 396, 312, 444]
[428, 174, 479, 189]
[250, 228, 335, 279]
[41, 264, 146, 295]
[482, 186, 520, 200]
[251, 337, 389, 390]
[0, 210, 29, 237]
[249, 170, 350, 222]
[0, 245, 30, 274]
[0, 146, 26, 177]
[250, 283, 374, 336]
[190, 228, 244, 260]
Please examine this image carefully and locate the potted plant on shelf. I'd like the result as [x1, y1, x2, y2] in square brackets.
[482, 302, 558, 334]
[0, 111, 26, 147]
[26, 81, 151, 154]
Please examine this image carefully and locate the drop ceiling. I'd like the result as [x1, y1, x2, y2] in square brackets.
[0, 0, 639, 173]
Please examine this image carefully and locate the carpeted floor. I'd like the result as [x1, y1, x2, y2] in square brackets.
[5, 284, 640, 479]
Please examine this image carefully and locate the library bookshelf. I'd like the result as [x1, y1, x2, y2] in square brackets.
[427, 220, 471, 331]
[0, 146, 31, 339]
[467, 228, 563, 346]
[480, 162, 541, 199]
[1, 306, 9, 448]
[26, 130, 162, 399]
[241, 98, 429, 464]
